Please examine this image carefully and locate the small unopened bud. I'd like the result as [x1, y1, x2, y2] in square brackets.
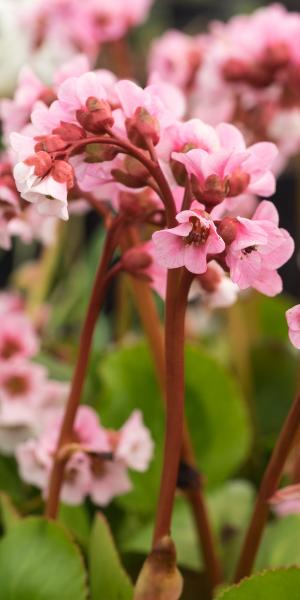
[76, 96, 114, 133]
[53, 122, 86, 142]
[126, 107, 160, 149]
[34, 134, 67, 153]
[262, 42, 290, 72]
[191, 173, 228, 206]
[25, 151, 52, 177]
[227, 168, 250, 197]
[218, 217, 238, 245]
[134, 536, 183, 600]
[112, 169, 146, 189]
[170, 158, 188, 186]
[122, 247, 152, 280]
[222, 58, 249, 83]
[38, 87, 57, 106]
[51, 160, 74, 189]
[123, 155, 149, 180]
[85, 142, 119, 163]
[198, 264, 221, 293]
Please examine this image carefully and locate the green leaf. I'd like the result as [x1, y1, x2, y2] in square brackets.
[0, 517, 87, 599]
[185, 345, 251, 486]
[257, 294, 296, 342]
[59, 504, 91, 548]
[0, 455, 26, 503]
[215, 568, 300, 599]
[256, 515, 300, 571]
[98, 343, 251, 516]
[120, 480, 254, 574]
[89, 513, 133, 600]
[252, 342, 298, 449]
[0, 492, 20, 532]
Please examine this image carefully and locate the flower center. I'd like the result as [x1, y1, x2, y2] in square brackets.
[0, 338, 22, 360]
[185, 217, 209, 246]
[242, 245, 257, 255]
[3, 375, 29, 396]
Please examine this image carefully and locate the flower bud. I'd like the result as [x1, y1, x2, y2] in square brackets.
[198, 264, 222, 293]
[218, 217, 238, 245]
[134, 536, 183, 600]
[191, 174, 228, 206]
[76, 96, 114, 133]
[227, 168, 250, 197]
[25, 151, 53, 177]
[112, 169, 146, 189]
[51, 160, 74, 189]
[222, 58, 249, 83]
[126, 107, 160, 149]
[85, 142, 119, 163]
[122, 247, 152, 280]
[34, 134, 67, 153]
[53, 122, 86, 142]
[123, 155, 149, 180]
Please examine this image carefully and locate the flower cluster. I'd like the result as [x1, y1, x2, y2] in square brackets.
[17, 406, 153, 506]
[6, 67, 293, 298]
[24, 0, 154, 59]
[0, 292, 153, 505]
[0, 292, 69, 454]
[149, 4, 300, 168]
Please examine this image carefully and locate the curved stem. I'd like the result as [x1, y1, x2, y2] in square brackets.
[45, 217, 123, 519]
[234, 392, 300, 582]
[153, 268, 192, 544]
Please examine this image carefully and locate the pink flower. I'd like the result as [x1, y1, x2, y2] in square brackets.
[152, 208, 225, 274]
[191, 261, 239, 309]
[225, 201, 294, 296]
[148, 30, 204, 91]
[269, 484, 300, 517]
[16, 406, 154, 506]
[0, 313, 39, 362]
[173, 123, 278, 205]
[286, 304, 300, 349]
[115, 410, 154, 472]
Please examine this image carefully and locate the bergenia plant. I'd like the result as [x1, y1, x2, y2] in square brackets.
[1, 2, 300, 600]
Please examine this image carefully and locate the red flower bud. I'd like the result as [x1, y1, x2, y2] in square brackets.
[218, 217, 238, 245]
[53, 122, 86, 142]
[191, 173, 229, 206]
[227, 168, 250, 197]
[25, 151, 53, 177]
[198, 264, 221, 293]
[51, 160, 74, 189]
[34, 134, 67, 153]
[222, 58, 249, 83]
[76, 96, 114, 133]
[125, 107, 160, 149]
[122, 247, 153, 280]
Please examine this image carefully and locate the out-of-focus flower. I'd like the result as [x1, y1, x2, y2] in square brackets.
[269, 484, 300, 517]
[286, 304, 300, 349]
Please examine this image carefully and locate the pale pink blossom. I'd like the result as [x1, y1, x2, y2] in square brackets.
[115, 410, 154, 472]
[226, 201, 294, 296]
[16, 406, 153, 506]
[173, 123, 278, 204]
[152, 208, 225, 274]
[269, 484, 300, 517]
[149, 30, 204, 90]
[0, 314, 39, 362]
[190, 261, 239, 309]
[0, 360, 47, 405]
[286, 304, 300, 349]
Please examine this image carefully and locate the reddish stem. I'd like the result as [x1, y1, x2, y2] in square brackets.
[153, 268, 192, 544]
[234, 392, 300, 582]
[45, 217, 123, 519]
